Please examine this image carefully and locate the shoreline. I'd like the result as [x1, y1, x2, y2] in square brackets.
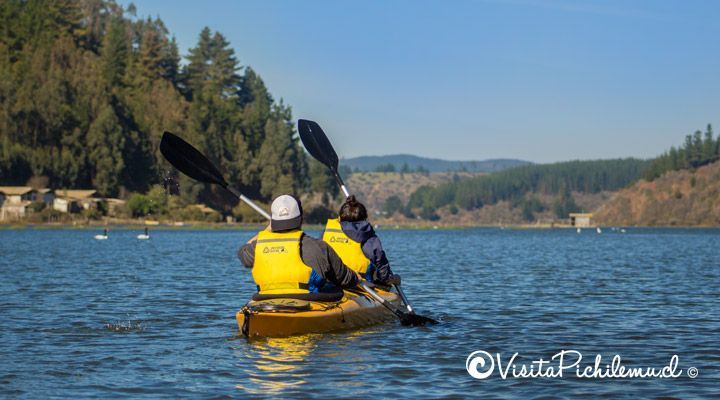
[1, 221, 718, 230]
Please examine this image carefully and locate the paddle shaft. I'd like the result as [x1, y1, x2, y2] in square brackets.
[330, 170, 350, 198]
[394, 285, 414, 314]
[359, 282, 407, 319]
[226, 187, 271, 220]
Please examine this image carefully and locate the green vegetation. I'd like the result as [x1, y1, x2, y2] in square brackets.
[343, 154, 529, 173]
[553, 186, 580, 219]
[406, 159, 648, 220]
[382, 195, 404, 216]
[401, 125, 720, 222]
[374, 163, 396, 173]
[643, 124, 720, 180]
[0, 0, 336, 214]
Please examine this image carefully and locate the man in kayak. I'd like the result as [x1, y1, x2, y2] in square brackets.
[238, 194, 361, 301]
[323, 195, 400, 286]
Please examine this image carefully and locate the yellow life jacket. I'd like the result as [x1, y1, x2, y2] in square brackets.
[322, 218, 371, 274]
[252, 230, 312, 295]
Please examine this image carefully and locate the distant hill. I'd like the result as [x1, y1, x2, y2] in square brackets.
[593, 160, 720, 226]
[341, 154, 530, 173]
[345, 171, 482, 213]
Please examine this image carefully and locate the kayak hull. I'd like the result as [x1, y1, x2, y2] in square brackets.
[236, 288, 400, 338]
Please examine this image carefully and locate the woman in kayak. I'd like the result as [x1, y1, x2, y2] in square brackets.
[323, 195, 400, 286]
[238, 195, 361, 301]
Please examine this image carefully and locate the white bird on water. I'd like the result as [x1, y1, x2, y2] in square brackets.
[137, 227, 150, 240]
[94, 228, 108, 240]
[596, 227, 602, 234]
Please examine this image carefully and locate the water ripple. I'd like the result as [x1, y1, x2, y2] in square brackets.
[0, 228, 718, 398]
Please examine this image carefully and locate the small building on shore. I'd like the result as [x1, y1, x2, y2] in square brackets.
[0, 187, 34, 221]
[53, 189, 98, 213]
[0, 186, 34, 203]
[105, 198, 126, 216]
[569, 213, 593, 227]
[0, 187, 56, 221]
[36, 188, 54, 206]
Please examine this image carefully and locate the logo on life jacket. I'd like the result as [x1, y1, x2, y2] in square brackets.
[329, 236, 349, 244]
[263, 246, 288, 254]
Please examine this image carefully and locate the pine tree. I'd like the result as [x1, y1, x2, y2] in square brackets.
[183, 27, 212, 99]
[255, 103, 306, 199]
[161, 36, 180, 84]
[87, 105, 125, 195]
[309, 158, 337, 203]
[136, 19, 164, 84]
[240, 67, 272, 151]
[100, 17, 128, 87]
[702, 124, 715, 163]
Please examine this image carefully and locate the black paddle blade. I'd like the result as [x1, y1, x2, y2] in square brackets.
[400, 313, 439, 327]
[160, 132, 228, 187]
[297, 119, 339, 171]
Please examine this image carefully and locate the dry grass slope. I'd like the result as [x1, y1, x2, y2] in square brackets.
[593, 160, 720, 226]
[346, 172, 482, 213]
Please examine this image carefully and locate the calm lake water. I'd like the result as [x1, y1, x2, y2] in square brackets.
[1, 227, 718, 398]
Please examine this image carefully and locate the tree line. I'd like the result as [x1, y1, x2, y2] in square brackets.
[0, 0, 337, 214]
[398, 159, 649, 220]
[399, 124, 720, 221]
[643, 124, 720, 180]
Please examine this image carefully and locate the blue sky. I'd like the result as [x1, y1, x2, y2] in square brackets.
[121, 0, 720, 163]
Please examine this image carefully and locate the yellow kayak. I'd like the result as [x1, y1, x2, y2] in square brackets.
[236, 287, 400, 338]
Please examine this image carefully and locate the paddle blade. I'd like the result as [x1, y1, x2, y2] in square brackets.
[400, 313, 439, 327]
[297, 119, 339, 171]
[160, 131, 228, 187]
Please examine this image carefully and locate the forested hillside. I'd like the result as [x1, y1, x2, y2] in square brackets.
[643, 124, 720, 180]
[397, 124, 720, 224]
[342, 154, 528, 173]
[402, 158, 649, 220]
[0, 0, 336, 213]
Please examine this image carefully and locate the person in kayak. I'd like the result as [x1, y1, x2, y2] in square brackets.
[323, 195, 400, 286]
[238, 194, 361, 301]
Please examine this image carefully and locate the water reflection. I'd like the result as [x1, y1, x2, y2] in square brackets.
[233, 328, 377, 396]
[233, 334, 318, 395]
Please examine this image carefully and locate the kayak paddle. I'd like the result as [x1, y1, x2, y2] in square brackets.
[297, 119, 350, 197]
[359, 282, 437, 326]
[160, 131, 271, 220]
[297, 119, 438, 326]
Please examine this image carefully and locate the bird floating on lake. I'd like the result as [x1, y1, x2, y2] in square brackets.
[137, 227, 150, 240]
[94, 228, 108, 240]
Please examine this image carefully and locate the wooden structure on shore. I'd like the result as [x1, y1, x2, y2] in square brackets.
[569, 213, 593, 227]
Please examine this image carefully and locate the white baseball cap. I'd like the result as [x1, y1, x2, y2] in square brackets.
[270, 195, 302, 231]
